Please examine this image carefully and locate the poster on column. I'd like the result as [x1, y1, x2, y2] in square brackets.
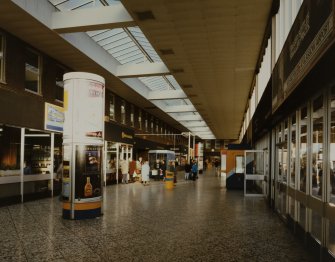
[63, 78, 104, 141]
[75, 145, 102, 199]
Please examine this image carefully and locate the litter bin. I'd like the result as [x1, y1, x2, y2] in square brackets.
[165, 171, 174, 190]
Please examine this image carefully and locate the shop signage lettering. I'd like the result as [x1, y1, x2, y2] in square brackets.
[121, 132, 133, 139]
[272, 0, 334, 112]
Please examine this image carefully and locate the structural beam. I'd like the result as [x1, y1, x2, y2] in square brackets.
[52, 4, 136, 33]
[180, 121, 207, 127]
[116, 62, 169, 78]
[188, 127, 210, 132]
[148, 90, 187, 100]
[174, 115, 202, 121]
[164, 105, 196, 113]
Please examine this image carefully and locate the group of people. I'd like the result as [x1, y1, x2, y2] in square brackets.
[184, 159, 198, 181]
[119, 157, 150, 185]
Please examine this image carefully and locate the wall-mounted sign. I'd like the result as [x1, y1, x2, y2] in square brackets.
[121, 132, 133, 139]
[44, 102, 64, 132]
[272, 0, 334, 112]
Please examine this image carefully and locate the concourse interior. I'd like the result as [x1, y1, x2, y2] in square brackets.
[0, 170, 312, 262]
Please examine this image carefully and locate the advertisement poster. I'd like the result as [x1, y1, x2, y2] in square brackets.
[44, 103, 64, 132]
[63, 78, 104, 141]
[75, 145, 102, 199]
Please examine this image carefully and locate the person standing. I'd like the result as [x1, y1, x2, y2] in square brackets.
[214, 159, 220, 176]
[191, 160, 198, 181]
[120, 159, 129, 184]
[184, 162, 191, 180]
[141, 161, 150, 185]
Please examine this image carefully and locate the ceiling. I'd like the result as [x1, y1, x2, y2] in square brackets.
[122, 0, 273, 139]
[0, 0, 273, 140]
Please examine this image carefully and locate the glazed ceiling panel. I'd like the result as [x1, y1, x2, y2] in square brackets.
[122, 0, 272, 139]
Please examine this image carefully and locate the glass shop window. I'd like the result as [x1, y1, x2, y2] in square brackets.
[25, 48, 41, 94]
[121, 100, 126, 125]
[130, 105, 134, 127]
[0, 125, 21, 175]
[299, 106, 308, 193]
[290, 113, 297, 188]
[55, 65, 65, 102]
[151, 116, 154, 133]
[138, 109, 142, 130]
[145, 113, 148, 132]
[329, 87, 335, 204]
[311, 95, 323, 199]
[0, 33, 6, 82]
[109, 94, 115, 121]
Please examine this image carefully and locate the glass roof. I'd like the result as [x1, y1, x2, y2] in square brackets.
[48, 0, 215, 139]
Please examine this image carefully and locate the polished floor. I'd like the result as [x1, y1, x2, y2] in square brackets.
[0, 170, 312, 262]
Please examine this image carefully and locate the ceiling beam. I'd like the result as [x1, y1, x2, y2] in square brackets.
[148, 90, 187, 100]
[173, 115, 202, 121]
[52, 4, 136, 33]
[180, 121, 207, 127]
[188, 127, 210, 132]
[164, 105, 196, 113]
[116, 62, 169, 78]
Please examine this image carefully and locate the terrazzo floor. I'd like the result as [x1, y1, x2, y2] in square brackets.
[0, 169, 313, 262]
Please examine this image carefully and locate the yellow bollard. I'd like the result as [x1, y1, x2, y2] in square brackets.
[165, 171, 174, 190]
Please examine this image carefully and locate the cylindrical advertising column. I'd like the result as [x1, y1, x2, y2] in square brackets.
[62, 72, 105, 220]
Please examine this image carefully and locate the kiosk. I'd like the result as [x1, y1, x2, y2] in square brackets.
[62, 72, 104, 219]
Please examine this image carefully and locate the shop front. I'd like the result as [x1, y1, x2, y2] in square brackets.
[0, 124, 63, 205]
[104, 124, 134, 185]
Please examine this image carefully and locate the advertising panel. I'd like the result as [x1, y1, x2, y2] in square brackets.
[63, 77, 104, 142]
[44, 103, 64, 132]
[75, 145, 102, 199]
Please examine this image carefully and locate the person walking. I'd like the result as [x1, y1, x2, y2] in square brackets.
[191, 160, 198, 181]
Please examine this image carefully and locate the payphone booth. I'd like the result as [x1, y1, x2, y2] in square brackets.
[62, 72, 104, 220]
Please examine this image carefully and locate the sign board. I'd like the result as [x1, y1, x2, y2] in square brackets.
[272, 0, 334, 112]
[44, 103, 64, 132]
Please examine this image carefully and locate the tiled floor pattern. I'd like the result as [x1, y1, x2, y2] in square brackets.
[0, 170, 312, 261]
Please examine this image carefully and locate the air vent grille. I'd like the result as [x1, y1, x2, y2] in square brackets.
[135, 11, 155, 21]
[159, 49, 174, 55]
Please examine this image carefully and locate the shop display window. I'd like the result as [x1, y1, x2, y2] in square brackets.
[299, 106, 308, 192]
[329, 88, 335, 204]
[25, 48, 41, 94]
[298, 202, 306, 230]
[0, 125, 21, 176]
[311, 210, 322, 242]
[24, 130, 51, 175]
[290, 114, 297, 187]
[329, 221, 335, 256]
[0, 33, 5, 82]
[311, 95, 324, 199]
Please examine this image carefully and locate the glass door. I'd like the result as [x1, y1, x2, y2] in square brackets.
[105, 141, 118, 185]
[275, 122, 288, 218]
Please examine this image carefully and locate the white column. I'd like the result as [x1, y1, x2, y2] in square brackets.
[50, 133, 54, 197]
[20, 128, 25, 203]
